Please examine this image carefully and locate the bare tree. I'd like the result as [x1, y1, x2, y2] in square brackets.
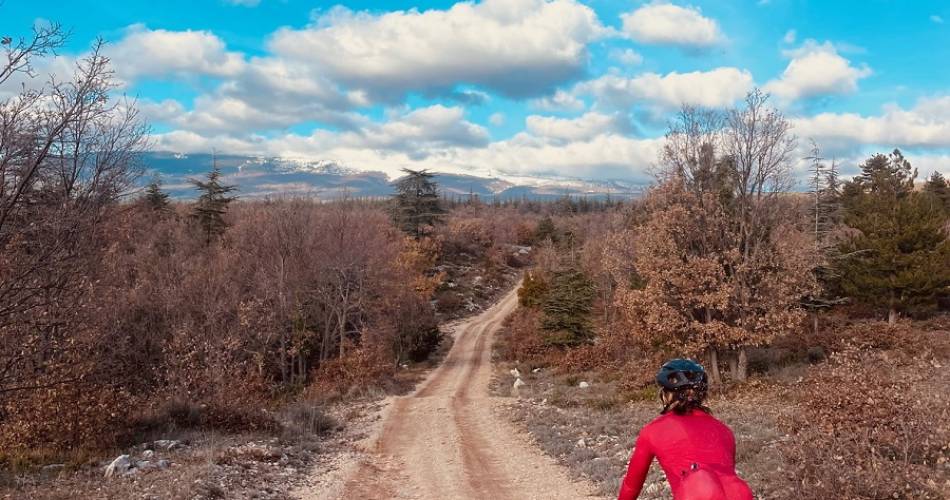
[0, 32, 147, 404]
[660, 105, 725, 191]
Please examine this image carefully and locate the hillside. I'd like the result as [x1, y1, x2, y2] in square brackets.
[141, 152, 646, 200]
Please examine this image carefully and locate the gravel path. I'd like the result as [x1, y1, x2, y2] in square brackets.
[296, 285, 602, 500]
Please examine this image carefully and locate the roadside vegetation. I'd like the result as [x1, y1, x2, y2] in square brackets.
[494, 92, 950, 500]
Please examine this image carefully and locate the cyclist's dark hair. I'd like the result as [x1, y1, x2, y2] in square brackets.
[660, 386, 710, 415]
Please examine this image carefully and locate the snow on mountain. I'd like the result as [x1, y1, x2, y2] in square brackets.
[141, 151, 646, 200]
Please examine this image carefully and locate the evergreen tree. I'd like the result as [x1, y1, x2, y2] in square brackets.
[923, 171, 950, 214]
[143, 174, 171, 212]
[191, 162, 237, 243]
[803, 145, 845, 333]
[847, 149, 916, 199]
[837, 152, 950, 325]
[541, 268, 596, 347]
[534, 216, 558, 243]
[392, 169, 444, 238]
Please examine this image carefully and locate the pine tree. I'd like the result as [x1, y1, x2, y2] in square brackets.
[837, 151, 950, 326]
[191, 160, 237, 244]
[803, 144, 845, 333]
[541, 268, 596, 347]
[534, 216, 558, 243]
[143, 175, 171, 212]
[923, 171, 950, 214]
[392, 169, 444, 238]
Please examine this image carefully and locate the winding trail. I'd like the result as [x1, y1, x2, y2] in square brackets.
[300, 285, 600, 500]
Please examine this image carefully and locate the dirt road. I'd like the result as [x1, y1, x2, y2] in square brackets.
[299, 286, 600, 500]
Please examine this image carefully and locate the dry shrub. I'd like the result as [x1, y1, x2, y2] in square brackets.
[282, 401, 338, 437]
[495, 308, 553, 364]
[813, 319, 943, 355]
[305, 348, 396, 401]
[0, 385, 137, 453]
[437, 217, 493, 259]
[781, 345, 950, 499]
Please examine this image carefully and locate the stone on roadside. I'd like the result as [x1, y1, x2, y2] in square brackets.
[104, 455, 132, 478]
[578, 381, 590, 389]
[41, 464, 65, 474]
[152, 439, 182, 451]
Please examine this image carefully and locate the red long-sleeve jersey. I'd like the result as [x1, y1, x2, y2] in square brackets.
[617, 409, 753, 500]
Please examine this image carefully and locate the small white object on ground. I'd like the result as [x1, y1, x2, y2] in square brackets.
[578, 381, 590, 389]
[104, 455, 132, 478]
[513, 378, 526, 390]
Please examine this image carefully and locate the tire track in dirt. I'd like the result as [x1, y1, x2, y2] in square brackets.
[300, 284, 602, 500]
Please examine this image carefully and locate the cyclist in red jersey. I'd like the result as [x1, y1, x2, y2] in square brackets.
[617, 359, 754, 500]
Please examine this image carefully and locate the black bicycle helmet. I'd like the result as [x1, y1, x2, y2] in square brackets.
[655, 358, 708, 391]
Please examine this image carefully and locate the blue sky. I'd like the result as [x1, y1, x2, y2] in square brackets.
[2, 0, 949, 182]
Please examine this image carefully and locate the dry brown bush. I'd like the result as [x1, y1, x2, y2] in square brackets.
[495, 308, 554, 365]
[781, 339, 950, 499]
[1, 199, 445, 454]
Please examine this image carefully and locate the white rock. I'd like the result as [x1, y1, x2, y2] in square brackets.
[578, 381, 590, 389]
[104, 455, 132, 478]
[513, 378, 526, 390]
[153, 439, 182, 451]
[509, 368, 521, 378]
[137, 459, 171, 471]
[576, 438, 586, 448]
[142, 450, 155, 459]
[532, 368, 542, 373]
[41, 464, 65, 474]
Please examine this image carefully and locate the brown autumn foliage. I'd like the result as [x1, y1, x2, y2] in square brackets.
[608, 180, 817, 381]
[780, 331, 950, 499]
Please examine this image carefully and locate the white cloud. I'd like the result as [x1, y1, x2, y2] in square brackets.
[489, 112, 506, 126]
[931, 15, 944, 24]
[792, 96, 950, 152]
[525, 112, 629, 142]
[531, 89, 587, 112]
[783, 29, 796, 44]
[620, 2, 723, 48]
[268, 0, 607, 101]
[610, 48, 644, 66]
[340, 105, 490, 152]
[576, 67, 754, 110]
[152, 108, 661, 181]
[764, 40, 871, 103]
[107, 25, 245, 83]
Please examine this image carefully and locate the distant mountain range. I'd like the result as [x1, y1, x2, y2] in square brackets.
[141, 152, 647, 200]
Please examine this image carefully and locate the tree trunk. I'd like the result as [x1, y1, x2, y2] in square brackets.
[888, 306, 898, 327]
[736, 348, 748, 382]
[728, 351, 738, 381]
[707, 348, 722, 386]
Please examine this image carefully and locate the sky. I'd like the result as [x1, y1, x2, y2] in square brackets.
[1, 0, 949, 184]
